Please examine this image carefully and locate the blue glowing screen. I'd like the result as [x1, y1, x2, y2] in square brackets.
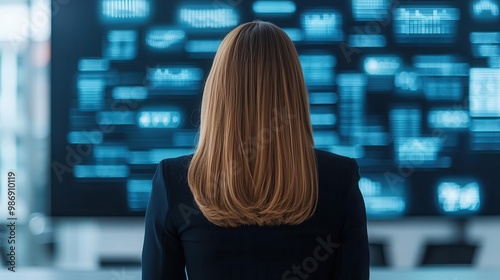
[393, 6, 461, 43]
[51, 0, 500, 218]
[437, 179, 481, 214]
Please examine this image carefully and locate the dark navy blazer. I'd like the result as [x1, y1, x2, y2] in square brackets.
[142, 149, 369, 280]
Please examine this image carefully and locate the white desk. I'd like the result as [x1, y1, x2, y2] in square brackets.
[1, 268, 499, 279]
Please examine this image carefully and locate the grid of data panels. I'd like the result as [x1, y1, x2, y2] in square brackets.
[51, 0, 500, 218]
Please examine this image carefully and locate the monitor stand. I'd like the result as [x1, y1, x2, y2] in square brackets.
[420, 218, 479, 266]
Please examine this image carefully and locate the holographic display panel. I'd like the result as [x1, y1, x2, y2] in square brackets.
[51, 0, 500, 218]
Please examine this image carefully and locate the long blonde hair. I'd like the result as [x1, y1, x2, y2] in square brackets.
[187, 21, 318, 227]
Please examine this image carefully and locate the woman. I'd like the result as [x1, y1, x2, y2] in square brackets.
[142, 20, 369, 280]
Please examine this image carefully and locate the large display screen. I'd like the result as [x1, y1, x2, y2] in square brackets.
[51, 0, 500, 218]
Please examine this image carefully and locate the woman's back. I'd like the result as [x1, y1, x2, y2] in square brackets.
[142, 20, 369, 280]
[142, 149, 369, 279]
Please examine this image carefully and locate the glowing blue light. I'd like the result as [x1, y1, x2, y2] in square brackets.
[470, 119, 500, 132]
[137, 111, 181, 128]
[178, 5, 239, 29]
[96, 111, 136, 125]
[127, 180, 151, 211]
[77, 78, 105, 111]
[172, 131, 198, 147]
[359, 177, 383, 196]
[473, 45, 500, 57]
[337, 74, 366, 140]
[185, 40, 221, 53]
[438, 181, 481, 213]
[310, 113, 336, 126]
[358, 177, 406, 217]
[301, 10, 343, 41]
[94, 146, 129, 159]
[128, 149, 194, 164]
[74, 165, 129, 178]
[299, 54, 336, 87]
[469, 32, 500, 44]
[423, 77, 463, 101]
[469, 68, 500, 117]
[104, 30, 137, 60]
[358, 127, 391, 146]
[428, 110, 470, 129]
[469, 32, 500, 63]
[395, 6, 461, 23]
[252, 1, 296, 15]
[393, 6, 460, 43]
[395, 71, 421, 92]
[147, 66, 203, 89]
[352, 0, 388, 21]
[67, 131, 103, 144]
[337, 73, 367, 87]
[472, 0, 499, 21]
[100, 0, 151, 23]
[145, 28, 185, 50]
[470, 131, 500, 150]
[313, 131, 339, 146]
[396, 137, 441, 164]
[108, 30, 137, 41]
[364, 197, 407, 216]
[489, 57, 500, 68]
[78, 59, 109, 72]
[413, 55, 469, 76]
[302, 69, 334, 87]
[326, 145, 364, 158]
[390, 108, 421, 138]
[348, 34, 387, 47]
[112, 86, 148, 100]
[300, 54, 336, 68]
[282, 28, 303, 41]
[309, 92, 337, 105]
[363, 56, 401, 75]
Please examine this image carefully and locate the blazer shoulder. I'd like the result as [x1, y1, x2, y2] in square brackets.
[314, 148, 357, 167]
[158, 154, 193, 199]
[314, 148, 360, 190]
[160, 154, 193, 174]
[161, 153, 193, 164]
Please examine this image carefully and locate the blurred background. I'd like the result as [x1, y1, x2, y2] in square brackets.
[1, 0, 500, 278]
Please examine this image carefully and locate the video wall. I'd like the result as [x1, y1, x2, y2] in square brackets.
[51, 0, 500, 218]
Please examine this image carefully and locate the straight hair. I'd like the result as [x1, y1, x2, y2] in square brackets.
[187, 21, 318, 227]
